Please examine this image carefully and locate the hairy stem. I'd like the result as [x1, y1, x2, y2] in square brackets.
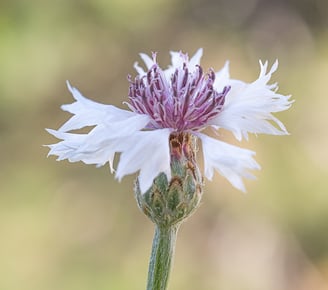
[146, 224, 179, 290]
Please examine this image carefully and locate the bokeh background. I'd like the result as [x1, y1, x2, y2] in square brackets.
[1, 0, 328, 289]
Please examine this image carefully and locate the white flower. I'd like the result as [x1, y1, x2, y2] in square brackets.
[47, 49, 293, 193]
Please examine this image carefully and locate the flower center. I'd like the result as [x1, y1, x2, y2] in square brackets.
[128, 62, 230, 131]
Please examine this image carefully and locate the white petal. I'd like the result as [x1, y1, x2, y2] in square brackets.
[188, 48, 203, 69]
[211, 61, 293, 141]
[169, 51, 185, 69]
[134, 49, 204, 81]
[198, 133, 260, 192]
[47, 113, 150, 168]
[214, 61, 230, 92]
[134, 62, 146, 76]
[60, 82, 134, 132]
[164, 48, 203, 80]
[116, 129, 172, 193]
[133, 53, 156, 77]
[169, 48, 203, 70]
[140, 53, 155, 69]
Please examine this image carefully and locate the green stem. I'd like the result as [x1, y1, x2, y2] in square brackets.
[146, 224, 179, 290]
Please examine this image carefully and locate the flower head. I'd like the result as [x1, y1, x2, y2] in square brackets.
[47, 49, 292, 193]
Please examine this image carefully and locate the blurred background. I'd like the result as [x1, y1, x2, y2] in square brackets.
[1, 0, 328, 289]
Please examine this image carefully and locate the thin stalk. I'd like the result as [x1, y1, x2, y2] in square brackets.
[146, 224, 179, 290]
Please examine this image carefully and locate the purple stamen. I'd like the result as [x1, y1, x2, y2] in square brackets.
[128, 60, 230, 131]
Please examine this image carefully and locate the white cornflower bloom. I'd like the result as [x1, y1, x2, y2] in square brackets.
[47, 49, 292, 193]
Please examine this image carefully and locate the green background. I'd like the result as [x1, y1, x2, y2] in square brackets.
[1, 0, 328, 289]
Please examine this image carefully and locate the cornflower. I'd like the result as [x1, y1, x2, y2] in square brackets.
[46, 49, 292, 290]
